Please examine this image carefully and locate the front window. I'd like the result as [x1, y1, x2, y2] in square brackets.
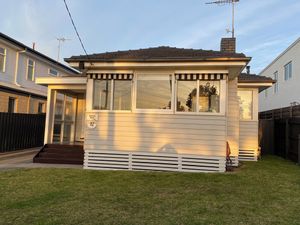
[136, 75, 172, 110]
[27, 59, 35, 81]
[113, 80, 131, 110]
[93, 77, 132, 111]
[177, 80, 220, 113]
[284, 61, 292, 81]
[0, 47, 6, 72]
[238, 90, 253, 120]
[93, 80, 111, 110]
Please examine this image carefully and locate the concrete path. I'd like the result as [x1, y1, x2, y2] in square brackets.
[0, 148, 82, 170]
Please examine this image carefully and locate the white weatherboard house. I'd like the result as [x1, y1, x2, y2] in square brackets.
[35, 38, 274, 172]
[259, 37, 300, 112]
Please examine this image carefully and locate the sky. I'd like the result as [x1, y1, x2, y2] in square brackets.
[0, 0, 299, 74]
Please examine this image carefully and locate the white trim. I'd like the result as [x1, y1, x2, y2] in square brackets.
[26, 58, 35, 81]
[83, 61, 247, 68]
[35, 77, 87, 85]
[238, 83, 273, 87]
[174, 69, 229, 74]
[0, 46, 6, 73]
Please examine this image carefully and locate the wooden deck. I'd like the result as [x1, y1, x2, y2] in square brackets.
[33, 144, 84, 165]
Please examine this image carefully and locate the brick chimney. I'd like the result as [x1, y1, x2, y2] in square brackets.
[220, 37, 236, 53]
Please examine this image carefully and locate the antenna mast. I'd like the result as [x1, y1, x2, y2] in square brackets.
[206, 0, 239, 38]
[56, 37, 71, 62]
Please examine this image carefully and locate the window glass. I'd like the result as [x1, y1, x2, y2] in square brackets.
[198, 81, 220, 113]
[8, 97, 16, 113]
[136, 76, 172, 110]
[93, 80, 111, 110]
[177, 81, 197, 112]
[38, 102, 44, 113]
[49, 68, 58, 76]
[238, 90, 253, 120]
[284, 61, 292, 80]
[113, 80, 131, 110]
[0, 47, 6, 72]
[27, 59, 34, 81]
[274, 71, 278, 93]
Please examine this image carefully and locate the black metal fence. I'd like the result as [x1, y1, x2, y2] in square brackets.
[0, 113, 45, 152]
[259, 106, 300, 163]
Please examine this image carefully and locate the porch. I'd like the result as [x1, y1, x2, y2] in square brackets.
[34, 77, 87, 165]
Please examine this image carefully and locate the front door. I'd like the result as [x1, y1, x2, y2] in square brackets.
[53, 94, 76, 144]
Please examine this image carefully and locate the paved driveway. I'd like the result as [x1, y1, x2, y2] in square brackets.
[0, 148, 82, 170]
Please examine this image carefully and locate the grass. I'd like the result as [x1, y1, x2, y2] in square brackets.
[0, 156, 300, 225]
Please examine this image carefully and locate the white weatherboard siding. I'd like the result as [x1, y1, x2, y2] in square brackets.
[239, 121, 258, 161]
[226, 78, 239, 166]
[84, 112, 227, 172]
[259, 38, 300, 112]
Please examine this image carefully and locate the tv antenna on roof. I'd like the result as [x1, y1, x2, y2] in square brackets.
[56, 37, 71, 62]
[206, 0, 239, 38]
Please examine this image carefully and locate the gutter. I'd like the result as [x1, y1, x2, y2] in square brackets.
[14, 48, 27, 87]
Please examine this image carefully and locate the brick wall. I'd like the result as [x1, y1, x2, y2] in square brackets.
[220, 38, 236, 53]
[0, 90, 46, 113]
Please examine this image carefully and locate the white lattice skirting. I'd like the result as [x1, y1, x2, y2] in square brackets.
[84, 151, 226, 173]
[239, 149, 258, 161]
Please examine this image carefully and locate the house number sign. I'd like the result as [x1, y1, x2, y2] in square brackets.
[87, 121, 97, 129]
[87, 113, 98, 121]
[87, 113, 98, 129]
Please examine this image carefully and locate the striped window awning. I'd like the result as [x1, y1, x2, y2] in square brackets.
[88, 73, 133, 80]
[175, 73, 227, 80]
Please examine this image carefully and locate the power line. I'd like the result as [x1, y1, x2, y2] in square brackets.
[63, 0, 92, 63]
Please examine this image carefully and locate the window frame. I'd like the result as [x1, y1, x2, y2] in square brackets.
[92, 79, 133, 112]
[8, 97, 17, 113]
[238, 88, 258, 121]
[0, 47, 6, 73]
[284, 61, 292, 81]
[26, 58, 35, 81]
[273, 71, 278, 94]
[133, 73, 175, 114]
[48, 68, 59, 77]
[89, 72, 227, 116]
[175, 79, 226, 116]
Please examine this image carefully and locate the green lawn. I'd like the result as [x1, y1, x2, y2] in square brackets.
[0, 156, 300, 225]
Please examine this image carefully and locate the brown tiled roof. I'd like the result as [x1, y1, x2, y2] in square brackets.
[238, 73, 275, 83]
[65, 46, 249, 62]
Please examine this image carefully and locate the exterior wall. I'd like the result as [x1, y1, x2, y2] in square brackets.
[239, 88, 259, 161]
[0, 37, 77, 113]
[0, 91, 28, 113]
[0, 90, 46, 113]
[226, 78, 239, 165]
[84, 113, 226, 156]
[259, 38, 300, 112]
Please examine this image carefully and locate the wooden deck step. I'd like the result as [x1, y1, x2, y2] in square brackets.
[33, 144, 84, 165]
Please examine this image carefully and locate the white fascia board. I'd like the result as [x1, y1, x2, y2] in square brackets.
[0, 81, 47, 97]
[84, 61, 247, 68]
[35, 77, 87, 85]
[238, 83, 273, 87]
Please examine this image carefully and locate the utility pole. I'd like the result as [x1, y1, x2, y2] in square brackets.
[56, 37, 71, 62]
[206, 0, 239, 38]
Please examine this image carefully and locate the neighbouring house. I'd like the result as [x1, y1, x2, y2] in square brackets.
[0, 32, 79, 114]
[259, 37, 300, 112]
[34, 37, 274, 172]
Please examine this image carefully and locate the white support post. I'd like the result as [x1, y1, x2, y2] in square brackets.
[44, 88, 56, 144]
[70, 96, 78, 143]
[60, 94, 67, 143]
[86, 79, 93, 111]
